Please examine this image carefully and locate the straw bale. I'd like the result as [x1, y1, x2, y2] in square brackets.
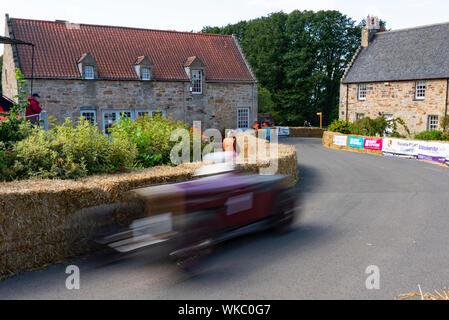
[0, 137, 297, 280]
[322, 131, 383, 155]
[289, 127, 325, 138]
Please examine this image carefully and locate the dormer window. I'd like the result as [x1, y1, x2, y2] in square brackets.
[184, 56, 205, 95]
[134, 56, 153, 81]
[141, 68, 151, 81]
[77, 53, 98, 80]
[84, 66, 95, 80]
[191, 70, 203, 94]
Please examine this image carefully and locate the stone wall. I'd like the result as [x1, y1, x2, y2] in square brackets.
[339, 80, 448, 134]
[2, 38, 257, 131]
[17, 79, 256, 131]
[1, 22, 18, 102]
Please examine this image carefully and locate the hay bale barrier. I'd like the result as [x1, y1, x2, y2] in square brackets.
[323, 131, 449, 167]
[0, 137, 298, 280]
[322, 131, 383, 155]
[398, 286, 449, 300]
[289, 127, 325, 138]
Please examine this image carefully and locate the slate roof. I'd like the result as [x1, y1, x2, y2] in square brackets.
[8, 17, 256, 82]
[342, 22, 449, 83]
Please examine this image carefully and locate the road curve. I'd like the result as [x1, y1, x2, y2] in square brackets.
[1, 137, 449, 300]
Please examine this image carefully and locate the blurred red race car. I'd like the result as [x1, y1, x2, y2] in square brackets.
[94, 159, 297, 271]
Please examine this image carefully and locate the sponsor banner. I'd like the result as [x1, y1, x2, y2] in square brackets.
[277, 127, 290, 136]
[364, 138, 383, 150]
[348, 136, 365, 148]
[417, 141, 449, 164]
[417, 154, 446, 163]
[382, 138, 419, 158]
[333, 135, 348, 147]
[383, 152, 417, 159]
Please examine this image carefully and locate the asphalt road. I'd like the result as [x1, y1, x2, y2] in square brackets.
[1, 137, 449, 300]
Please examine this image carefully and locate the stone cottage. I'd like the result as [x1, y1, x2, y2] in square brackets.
[340, 16, 449, 134]
[2, 15, 258, 132]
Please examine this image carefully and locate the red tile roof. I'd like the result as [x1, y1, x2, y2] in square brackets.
[10, 18, 256, 82]
[184, 56, 198, 67]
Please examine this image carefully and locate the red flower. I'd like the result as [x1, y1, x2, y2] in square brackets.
[119, 166, 124, 172]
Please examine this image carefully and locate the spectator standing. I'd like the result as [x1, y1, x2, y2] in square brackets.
[26, 93, 42, 124]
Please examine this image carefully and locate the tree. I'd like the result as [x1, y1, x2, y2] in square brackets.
[258, 85, 275, 113]
[203, 20, 248, 43]
[203, 10, 363, 126]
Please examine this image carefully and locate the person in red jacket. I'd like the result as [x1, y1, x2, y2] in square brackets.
[26, 93, 42, 124]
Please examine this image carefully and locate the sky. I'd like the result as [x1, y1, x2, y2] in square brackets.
[1, 0, 449, 54]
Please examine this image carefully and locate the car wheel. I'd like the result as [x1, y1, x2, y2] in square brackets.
[174, 239, 213, 273]
[273, 190, 296, 233]
[171, 210, 216, 273]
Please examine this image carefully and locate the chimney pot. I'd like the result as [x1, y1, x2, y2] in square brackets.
[362, 15, 382, 47]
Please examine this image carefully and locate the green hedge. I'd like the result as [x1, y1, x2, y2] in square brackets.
[414, 130, 449, 141]
[0, 114, 198, 181]
[329, 117, 410, 138]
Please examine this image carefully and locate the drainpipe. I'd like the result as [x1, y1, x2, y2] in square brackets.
[445, 79, 448, 117]
[346, 84, 349, 121]
[30, 44, 35, 95]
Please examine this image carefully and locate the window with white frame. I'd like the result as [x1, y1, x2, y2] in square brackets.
[81, 110, 96, 125]
[416, 81, 426, 99]
[84, 66, 95, 80]
[237, 108, 250, 129]
[136, 110, 150, 118]
[136, 110, 166, 118]
[141, 68, 151, 80]
[150, 110, 166, 118]
[102, 111, 134, 134]
[120, 111, 133, 119]
[191, 70, 203, 94]
[103, 111, 117, 135]
[356, 113, 365, 121]
[428, 115, 439, 131]
[358, 84, 367, 100]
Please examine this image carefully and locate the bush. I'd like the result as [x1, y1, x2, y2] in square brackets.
[13, 128, 86, 179]
[328, 116, 410, 138]
[389, 132, 406, 138]
[440, 115, 449, 133]
[351, 117, 389, 137]
[12, 118, 137, 180]
[0, 144, 20, 182]
[389, 117, 410, 138]
[0, 118, 33, 148]
[328, 119, 353, 134]
[0, 68, 33, 148]
[414, 130, 449, 141]
[109, 113, 189, 167]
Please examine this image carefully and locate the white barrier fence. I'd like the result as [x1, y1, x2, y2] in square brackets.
[25, 110, 48, 130]
[382, 137, 449, 164]
[331, 134, 449, 166]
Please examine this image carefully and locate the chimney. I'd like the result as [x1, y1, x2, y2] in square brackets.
[361, 15, 381, 48]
